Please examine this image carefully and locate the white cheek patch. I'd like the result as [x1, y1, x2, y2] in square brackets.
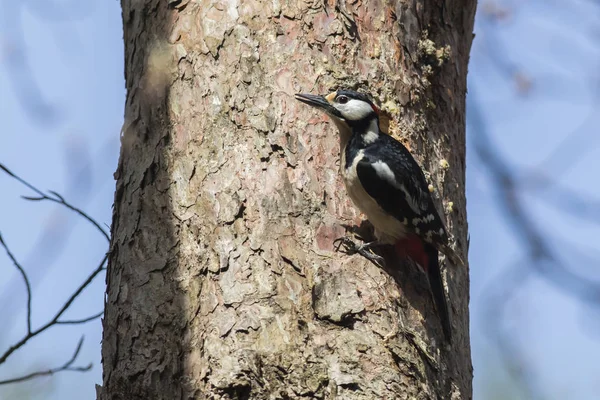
[337, 99, 374, 120]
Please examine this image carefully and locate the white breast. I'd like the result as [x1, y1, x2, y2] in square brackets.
[341, 149, 408, 243]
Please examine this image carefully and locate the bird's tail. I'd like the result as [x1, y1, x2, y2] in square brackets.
[424, 243, 452, 343]
[438, 243, 464, 268]
[394, 237, 453, 342]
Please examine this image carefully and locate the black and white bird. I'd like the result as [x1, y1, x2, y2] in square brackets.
[295, 89, 462, 342]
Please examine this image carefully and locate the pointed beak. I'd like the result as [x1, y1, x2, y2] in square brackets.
[295, 93, 342, 118]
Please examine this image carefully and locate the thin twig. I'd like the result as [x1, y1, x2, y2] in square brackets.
[0, 253, 107, 365]
[0, 162, 110, 242]
[0, 165, 109, 367]
[0, 165, 110, 384]
[56, 310, 104, 325]
[0, 233, 32, 334]
[0, 337, 92, 385]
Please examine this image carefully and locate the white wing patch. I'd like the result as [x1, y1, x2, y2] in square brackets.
[371, 161, 424, 215]
[371, 161, 399, 187]
[336, 99, 374, 121]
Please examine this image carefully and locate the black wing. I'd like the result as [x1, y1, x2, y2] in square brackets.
[355, 135, 449, 244]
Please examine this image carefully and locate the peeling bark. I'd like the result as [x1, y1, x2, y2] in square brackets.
[99, 0, 476, 398]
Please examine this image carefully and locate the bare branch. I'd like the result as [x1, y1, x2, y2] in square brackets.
[0, 337, 92, 386]
[0, 233, 33, 334]
[0, 164, 110, 386]
[0, 162, 110, 242]
[56, 311, 104, 325]
[48, 190, 66, 202]
[20, 196, 46, 202]
[0, 253, 107, 365]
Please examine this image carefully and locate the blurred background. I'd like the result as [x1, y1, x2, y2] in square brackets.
[1, 1, 599, 399]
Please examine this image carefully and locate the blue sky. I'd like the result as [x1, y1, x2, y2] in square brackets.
[468, 1, 600, 398]
[1, 1, 599, 399]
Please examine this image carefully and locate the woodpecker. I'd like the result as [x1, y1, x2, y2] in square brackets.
[295, 89, 462, 342]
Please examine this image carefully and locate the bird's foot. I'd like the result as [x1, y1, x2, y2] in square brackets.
[333, 236, 385, 267]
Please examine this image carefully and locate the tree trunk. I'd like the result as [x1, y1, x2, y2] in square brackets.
[99, 0, 475, 399]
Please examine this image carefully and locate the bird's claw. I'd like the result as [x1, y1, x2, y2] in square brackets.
[333, 236, 385, 267]
[333, 236, 357, 253]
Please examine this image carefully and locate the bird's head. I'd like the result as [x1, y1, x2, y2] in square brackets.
[295, 89, 380, 130]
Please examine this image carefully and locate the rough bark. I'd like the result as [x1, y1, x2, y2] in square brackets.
[99, 0, 476, 399]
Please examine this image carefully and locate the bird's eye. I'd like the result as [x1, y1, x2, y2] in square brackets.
[337, 95, 349, 104]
